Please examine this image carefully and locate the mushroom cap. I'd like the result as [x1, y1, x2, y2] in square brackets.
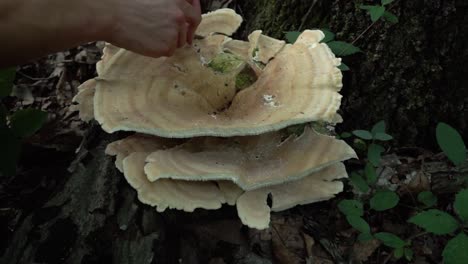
[93, 27, 343, 137]
[236, 163, 347, 229]
[71, 79, 95, 122]
[105, 134, 181, 172]
[248, 30, 286, 64]
[123, 152, 227, 212]
[106, 130, 354, 226]
[71, 43, 119, 122]
[195, 8, 243, 37]
[144, 127, 356, 190]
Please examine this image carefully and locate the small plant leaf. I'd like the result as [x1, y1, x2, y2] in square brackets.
[374, 132, 393, 141]
[381, 0, 394, 5]
[338, 199, 364, 216]
[346, 215, 370, 233]
[436, 122, 467, 166]
[408, 209, 458, 235]
[338, 62, 350, 71]
[404, 248, 414, 261]
[320, 29, 335, 43]
[417, 191, 437, 207]
[368, 143, 385, 166]
[353, 138, 368, 151]
[0, 128, 21, 177]
[443, 233, 468, 264]
[375, 232, 406, 248]
[454, 189, 468, 223]
[371, 120, 386, 135]
[364, 162, 377, 185]
[394, 247, 404, 259]
[350, 172, 369, 193]
[285, 31, 301, 43]
[357, 232, 374, 242]
[0, 67, 16, 98]
[359, 5, 375, 10]
[9, 109, 48, 138]
[352, 130, 373, 140]
[340, 132, 352, 138]
[370, 190, 399, 211]
[383, 11, 399, 23]
[327, 41, 362, 56]
[369, 6, 386, 22]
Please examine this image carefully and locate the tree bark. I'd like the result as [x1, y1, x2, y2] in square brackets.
[237, 0, 468, 148]
[1, 127, 274, 264]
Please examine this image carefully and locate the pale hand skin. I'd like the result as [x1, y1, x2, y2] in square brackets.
[0, 0, 202, 67]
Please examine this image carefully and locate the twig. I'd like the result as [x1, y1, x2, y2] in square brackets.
[340, 0, 401, 55]
[382, 250, 394, 264]
[298, 0, 318, 32]
[17, 71, 55, 81]
[407, 231, 429, 241]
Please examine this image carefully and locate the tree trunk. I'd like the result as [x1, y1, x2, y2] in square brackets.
[1, 127, 276, 264]
[237, 0, 468, 148]
[2, 1, 468, 263]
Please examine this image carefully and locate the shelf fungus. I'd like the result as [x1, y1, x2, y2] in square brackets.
[73, 8, 356, 229]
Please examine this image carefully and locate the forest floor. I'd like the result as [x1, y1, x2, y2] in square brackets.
[1, 44, 466, 264]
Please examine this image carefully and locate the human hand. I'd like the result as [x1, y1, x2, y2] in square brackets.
[104, 0, 202, 58]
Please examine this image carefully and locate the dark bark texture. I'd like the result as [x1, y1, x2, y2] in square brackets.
[238, 0, 468, 149]
[1, 129, 276, 264]
[2, 1, 468, 264]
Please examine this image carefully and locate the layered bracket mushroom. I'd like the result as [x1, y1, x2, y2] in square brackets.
[72, 8, 357, 229]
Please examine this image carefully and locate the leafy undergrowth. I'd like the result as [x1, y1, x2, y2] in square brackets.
[333, 121, 468, 264]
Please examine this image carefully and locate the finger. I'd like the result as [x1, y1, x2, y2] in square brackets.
[187, 0, 201, 44]
[177, 23, 188, 48]
[180, 0, 202, 45]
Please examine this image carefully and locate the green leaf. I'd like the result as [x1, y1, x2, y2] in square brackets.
[0, 127, 21, 177]
[408, 209, 458, 235]
[346, 215, 370, 233]
[320, 29, 335, 43]
[417, 191, 437, 207]
[352, 130, 373, 140]
[338, 62, 350, 71]
[436, 122, 467, 166]
[368, 143, 385, 166]
[404, 248, 414, 261]
[285, 31, 301, 44]
[454, 189, 468, 223]
[443, 233, 468, 264]
[374, 132, 393, 141]
[375, 232, 406, 248]
[371, 120, 386, 135]
[350, 172, 369, 193]
[338, 199, 364, 216]
[353, 138, 367, 151]
[383, 11, 399, 23]
[326, 41, 362, 57]
[381, 0, 394, 5]
[364, 162, 377, 185]
[369, 6, 386, 22]
[394, 247, 404, 259]
[370, 190, 399, 211]
[340, 132, 352, 138]
[359, 5, 375, 10]
[9, 109, 47, 138]
[0, 67, 16, 98]
[357, 232, 374, 242]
